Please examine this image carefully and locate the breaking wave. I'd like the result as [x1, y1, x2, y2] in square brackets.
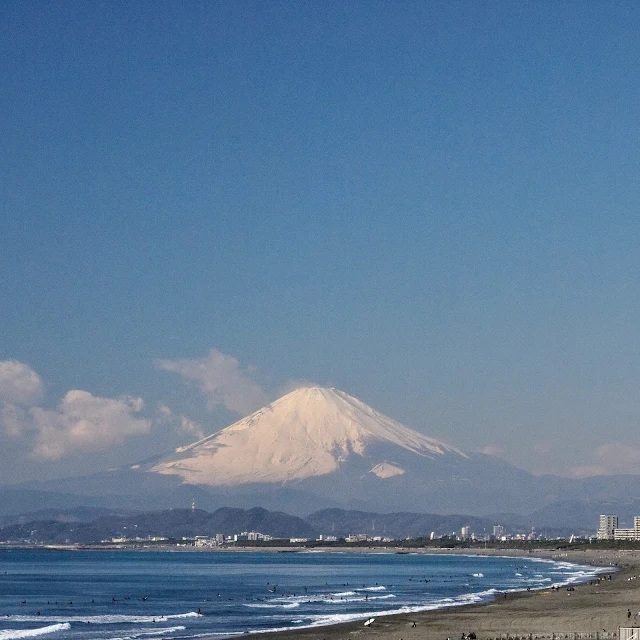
[0, 624, 71, 640]
[2, 613, 200, 625]
[244, 602, 300, 609]
[106, 626, 186, 640]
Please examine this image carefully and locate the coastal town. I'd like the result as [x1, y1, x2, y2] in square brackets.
[3, 515, 634, 549]
[98, 518, 640, 549]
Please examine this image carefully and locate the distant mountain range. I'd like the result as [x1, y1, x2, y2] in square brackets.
[5, 502, 635, 543]
[0, 505, 588, 544]
[3, 387, 640, 528]
[0, 507, 315, 544]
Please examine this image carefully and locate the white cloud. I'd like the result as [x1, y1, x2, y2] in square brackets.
[158, 403, 205, 440]
[567, 443, 640, 478]
[0, 360, 200, 460]
[29, 390, 151, 459]
[0, 403, 27, 437]
[478, 445, 504, 457]
[0, 360, 44, 405]
[567, 464, 609, 479]
[156, 349, 268, 416]
[594, 443, 640, 471]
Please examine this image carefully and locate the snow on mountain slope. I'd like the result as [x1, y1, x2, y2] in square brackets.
[150, 387, 467, 486]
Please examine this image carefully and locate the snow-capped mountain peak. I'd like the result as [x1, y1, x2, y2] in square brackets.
[150, 386, 466, 486]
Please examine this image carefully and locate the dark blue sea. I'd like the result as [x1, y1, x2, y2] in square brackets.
[0, 549, 602, 640]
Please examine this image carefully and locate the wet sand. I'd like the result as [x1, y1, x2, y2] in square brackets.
[252, 548, 640, 640]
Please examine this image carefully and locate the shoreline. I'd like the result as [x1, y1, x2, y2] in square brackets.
[3, 545, 636, 640]
[239, 548, 632, 640]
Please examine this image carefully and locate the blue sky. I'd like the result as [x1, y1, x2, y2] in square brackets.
[1, 1, 640, 484]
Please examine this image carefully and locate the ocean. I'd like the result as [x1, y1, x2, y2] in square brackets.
[0, 549, 603, 640]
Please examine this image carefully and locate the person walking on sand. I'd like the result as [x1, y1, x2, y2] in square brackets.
[628, 609, 632, 620]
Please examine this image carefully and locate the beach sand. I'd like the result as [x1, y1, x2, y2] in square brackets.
[256, 548, 640, 640]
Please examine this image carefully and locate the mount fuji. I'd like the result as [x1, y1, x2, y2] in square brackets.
[149, 387, 467, 486]
[8, 386, 640, 520]
[133, 386, 541, 514]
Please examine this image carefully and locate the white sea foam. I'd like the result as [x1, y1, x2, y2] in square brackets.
[3, 612, 200, 625]
[106, 626, 186, 640]
[244, 588, 505, 634]
[358, 585, 386, 591]
[244, 602, 300, 609]
[472, 573, 484, 577]
[321, 594, 397, 605]
[246, 625, 313, 635]
[0, 623, 71, 640]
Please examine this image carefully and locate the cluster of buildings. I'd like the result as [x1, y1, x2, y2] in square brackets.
[109, 535, 169, 543]
[102, 524, 560, 549]
[345, 533, 394, 543]
[108, 528, 519, 547]
[192, 532, 343, 546]
[193, 529, 517, 545]
[430, 524, 535, 543]
[597, 514, 640, 540]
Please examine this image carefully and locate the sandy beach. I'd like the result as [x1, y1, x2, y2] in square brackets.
[255, 548, 640, 640]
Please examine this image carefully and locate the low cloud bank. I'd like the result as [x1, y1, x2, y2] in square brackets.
[0, 360, 198, 459]
[569, 443, 640, 478]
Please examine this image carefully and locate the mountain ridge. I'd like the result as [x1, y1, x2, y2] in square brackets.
[0, 505, 604, 543]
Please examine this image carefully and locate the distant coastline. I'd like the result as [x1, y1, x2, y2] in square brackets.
[2, 540, 639, 556]
[0, 540, 631, 558]
[0, 542, 617, 555]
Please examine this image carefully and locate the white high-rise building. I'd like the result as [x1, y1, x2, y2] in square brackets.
[597, 514, 618, 540]
[461, 526, 471, 539]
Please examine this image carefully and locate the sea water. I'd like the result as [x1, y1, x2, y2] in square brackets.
[0, 549, 604, 640]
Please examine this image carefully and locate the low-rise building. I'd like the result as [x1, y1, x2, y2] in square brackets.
[194, 535, 219, 547]
[346, 533, 369, 543]
[613, 516, 640, 541]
